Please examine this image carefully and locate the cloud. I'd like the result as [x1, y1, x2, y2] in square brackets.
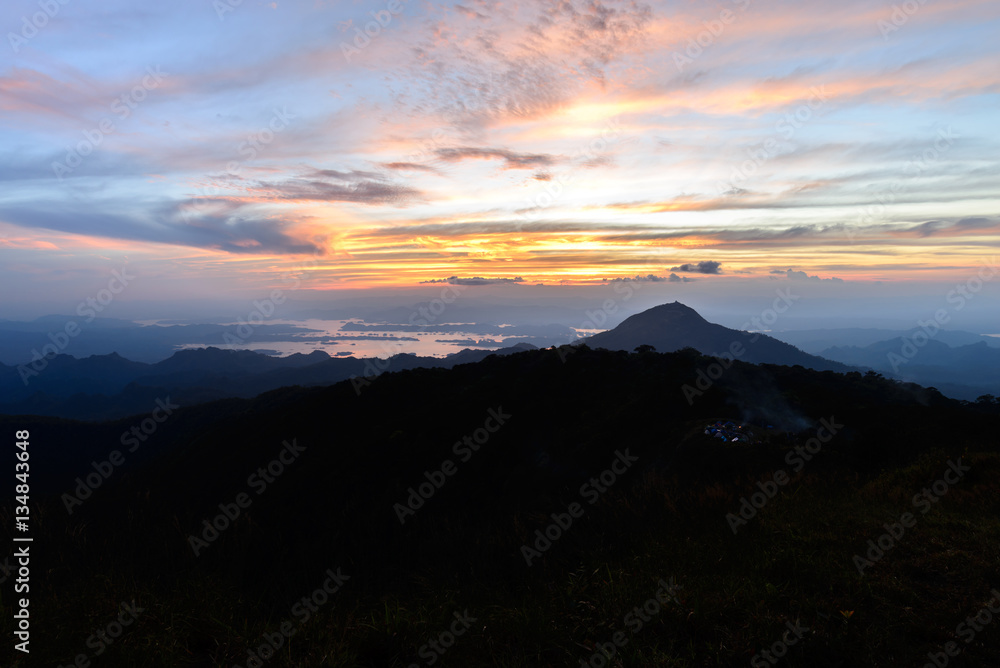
[607, 273, 693, 283]
[384, 0, 654, 128]
[419, 276, 525, 285]
[309, 168, 383, 180]
[361, 220, 611, 239]
[379, 162, 442, 174]
[895, 217, 1000, 238]
[433, 147, 557, 170]
[671, 261, 721, 274]
[4, 0, 999, 293]
[0, 199, 327, 255]
[581, 155, 616, 169]
[453, 4, 488, 20]
[777, 269, 845, 283]
[253, 168, 422, 206]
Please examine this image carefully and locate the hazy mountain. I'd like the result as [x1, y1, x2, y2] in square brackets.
[820, 338, 1000, 399]
[772, 327, 1000, 354]
[821, 337, 952, 367]
[0, 316, 571, 365]
[582, 302, 851, 372]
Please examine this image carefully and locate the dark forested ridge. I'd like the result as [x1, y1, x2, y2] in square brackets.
[0, 343, 537, 421]
[3, 345, 999, 667]
[582, 301, 852, 372]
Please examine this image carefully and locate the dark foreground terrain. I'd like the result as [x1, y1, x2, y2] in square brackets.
[2, 345, 999, 666]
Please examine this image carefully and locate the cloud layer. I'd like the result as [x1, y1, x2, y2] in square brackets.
[1, 0, 998, 293]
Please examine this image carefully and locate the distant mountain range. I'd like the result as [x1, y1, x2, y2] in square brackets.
[0, 316, 574, 365]
[770, 327, 1000, 353]
[818, 338, 1000, 400]
[581, 301, 851, 372]
[4, 302, 997, 420]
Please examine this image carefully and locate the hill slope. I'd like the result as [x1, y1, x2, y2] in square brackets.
[0, 343, 537, 420]
[584, 302, 850, 372]
[5, 346, 1000, 667]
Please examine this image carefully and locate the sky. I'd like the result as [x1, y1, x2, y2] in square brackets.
[1, 0, 999, 325]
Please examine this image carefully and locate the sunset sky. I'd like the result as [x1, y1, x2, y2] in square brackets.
[2, 0, 999, 318]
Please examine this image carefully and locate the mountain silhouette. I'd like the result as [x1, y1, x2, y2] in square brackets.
[8, 343, 999, 666]
[582, 301, 850, 371]
[820, 337, 1000, 399]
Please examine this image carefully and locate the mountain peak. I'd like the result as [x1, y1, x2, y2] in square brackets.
[641, 301, 708, 321]
[583, 301, 848, 372]
[594, 301, 709, 339]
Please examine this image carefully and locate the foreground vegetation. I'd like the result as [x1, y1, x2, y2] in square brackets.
[2, 346, 999, 666]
